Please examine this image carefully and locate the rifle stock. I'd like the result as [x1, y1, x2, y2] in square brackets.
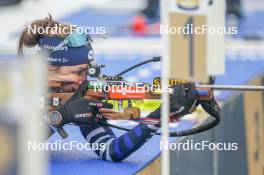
[47, 80, 213, 120]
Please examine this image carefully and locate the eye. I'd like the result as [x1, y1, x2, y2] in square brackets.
[72, 70, 82, 75]
[74, 68, 87, 75]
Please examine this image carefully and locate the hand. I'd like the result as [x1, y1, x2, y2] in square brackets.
[46, 80, 112, 138]
[147, 83, 199, 120]
[52, 80, 113, 126]
[170, 83, 198, 116]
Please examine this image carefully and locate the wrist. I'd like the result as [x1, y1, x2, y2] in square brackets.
[46, 111, 68, 139]
[57, 106, 69, 124]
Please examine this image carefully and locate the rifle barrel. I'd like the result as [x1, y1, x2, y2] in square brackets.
[196, 85, 264, 91]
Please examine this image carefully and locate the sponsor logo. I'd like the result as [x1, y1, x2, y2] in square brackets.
[153, 77, 188, 86]
[46, 57, 69, 63]
[43, 44, 68, 51]
[75, 113, 93, 118]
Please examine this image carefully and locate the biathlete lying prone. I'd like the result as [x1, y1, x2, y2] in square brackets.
[18, 15, 220, 162]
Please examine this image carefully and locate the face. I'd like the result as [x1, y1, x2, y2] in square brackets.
[48, 64, 88, 92]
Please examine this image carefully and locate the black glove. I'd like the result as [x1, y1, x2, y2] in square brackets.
[148, 83, 198, 119]
[199, 76, 220, 118]
[46, 81, 112, 138]
[57, 80, 113, 125]
[170, 83, 198, 116]
[47, 80, 112, 127]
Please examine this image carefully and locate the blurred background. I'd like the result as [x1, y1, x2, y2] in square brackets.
[0, 0, 264, 175]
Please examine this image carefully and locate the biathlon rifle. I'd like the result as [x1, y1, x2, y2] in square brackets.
[46, 56, 264, 138]
[47, 57, 213, 120]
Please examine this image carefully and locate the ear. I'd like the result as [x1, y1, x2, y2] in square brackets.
[69, 80, 89, 101]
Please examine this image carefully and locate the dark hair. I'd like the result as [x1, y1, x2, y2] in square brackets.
[17, 14, 72, 56]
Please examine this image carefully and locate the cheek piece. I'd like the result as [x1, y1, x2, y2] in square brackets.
[38, 30, 95, 67]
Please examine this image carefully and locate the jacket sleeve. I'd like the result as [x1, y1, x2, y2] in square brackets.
[80, 122, 159, 162]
